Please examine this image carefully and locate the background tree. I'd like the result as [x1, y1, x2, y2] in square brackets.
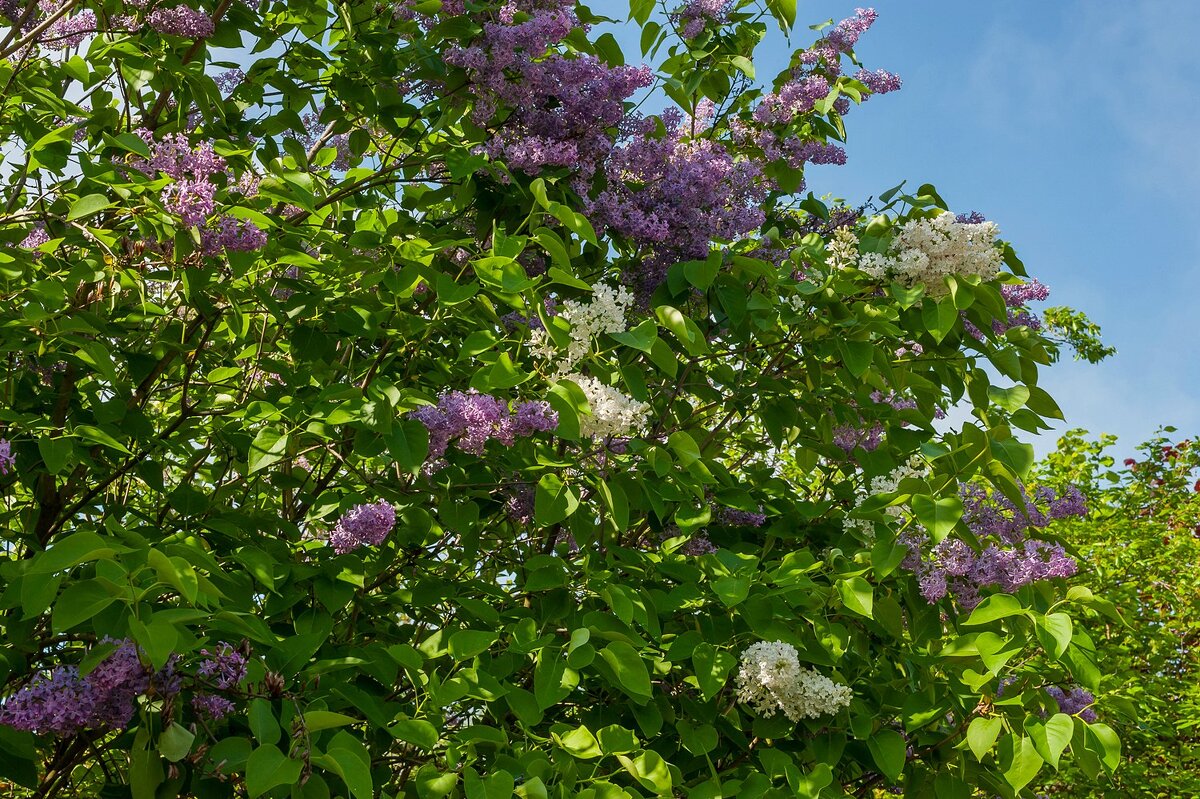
[0, 1, 1119, 797]
[1034, 430, 1200, 797]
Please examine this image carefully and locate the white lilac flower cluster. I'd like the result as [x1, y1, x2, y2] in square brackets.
[825, 227, 860, 271]
[566, 374, 650, 439]
[843, 454, 928, 538]
[735, 641, 853, 722]
[856, 214, 1003, 294]
[532, 282, 634, 375]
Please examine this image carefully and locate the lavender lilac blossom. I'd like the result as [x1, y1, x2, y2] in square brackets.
[196, 642, 247, 689]
[673, 0, 732, 38]
[0, 639, 149, 736]
[833, 421, 883, 454]
[445, 0, 652, 179]
[1045, 686, 1097, 722]
[410, 391, 557, 462]
[900, 484, 1086, 609]
[147, 5, 214, 37]
[0, 439, 14, 474]
[329, 500, 396, 554]
[589, 105, 767, 296]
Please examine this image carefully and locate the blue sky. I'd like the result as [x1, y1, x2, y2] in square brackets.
[746, 1, 1200, 456]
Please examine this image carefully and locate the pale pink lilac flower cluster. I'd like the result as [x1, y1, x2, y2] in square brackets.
[329, 501, 396, 554]
[590, 106, 767, 295]
[900, 484, 1086, 608]
[147, 5, 214, 38]
[672, 0, 732, 38]
[1045, 685, 1097, 722]
[0, 639, 174, 736]
[445, 0, 652, 178]
[410, 391, 558, 461]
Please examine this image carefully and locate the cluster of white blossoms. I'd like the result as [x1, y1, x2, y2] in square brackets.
[825, 227, 860, 271]
[856, 214, 1003, 294]
[843, 454, 929, 537]
[566, 373, 650, 439]
[532, 282, 634, 375]
[735, 641, 853, 722]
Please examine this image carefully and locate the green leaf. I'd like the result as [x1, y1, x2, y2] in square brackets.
[52, 579, 119, 632]
[248, 426, 288, 474]
[534, 473, 579, 526]
[963, 594, 1026, 626]
[711, 575, 751, 607]
[620, 750, 673, 796]
[66, 193, 112, 221]
[1034, 612, 1073, 659]
[690, 643, 735, 701]
[158, 723, 195, 762]
[324, 732, 374, 799]
[245, 745, 302, 798]
[1041, 714, 1074, 770]
[1001, 735, 1043, 792]
[449, 630, 498, 661]
[766, 0, 797, 30]
[838, 576, 874, 618]
[1084, 722, 1121, 773]
[301, 711, 358, 733]
[599, 641, 652, 703]
[556, 725, 603, 759]
[987, 384, 1031, 413]
[867, 729, 906, 782]
[38, 436, 74, 475]
[967, 716, 1002, 761]
[248, 698, 281, 745]
[911, 495, 963, 544]
[390, 717, 439, 750]
[922, 298, 958, 343]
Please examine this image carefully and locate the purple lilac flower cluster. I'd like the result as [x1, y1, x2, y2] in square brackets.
[900, 484, 1087, 608]
[410, 391, 558, 462]
[1045, 685, 1097, 722]
[955, 211, 987, 225]
[589, 105, 768, 296]
[833, 421, 883, 454]
[852, 67, 902, 96]
[672, 0, 732, 38]
[147, 5, 214, 38]
[964, 277, 1051, 340]
[445, 0, 652, 179]
[802, 7, 878, 69]
[0, 439, 14, 475]
[0, 639, 158, 736]
[717, 507, 767, 527]
[329, 501, 397, 554]
[870, 390, 918, 411]
[196, 642, 247, 689]
[132, 131, 267, 252]
[40, 3, 98, 49]
[504, 484, 535, 527]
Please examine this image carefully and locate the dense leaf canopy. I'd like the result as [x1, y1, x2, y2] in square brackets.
[0, 1, 1122, 797]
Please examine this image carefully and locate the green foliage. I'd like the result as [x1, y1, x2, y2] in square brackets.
[0, 1, 1121, 798]
[1035, 431, 1200, 797]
